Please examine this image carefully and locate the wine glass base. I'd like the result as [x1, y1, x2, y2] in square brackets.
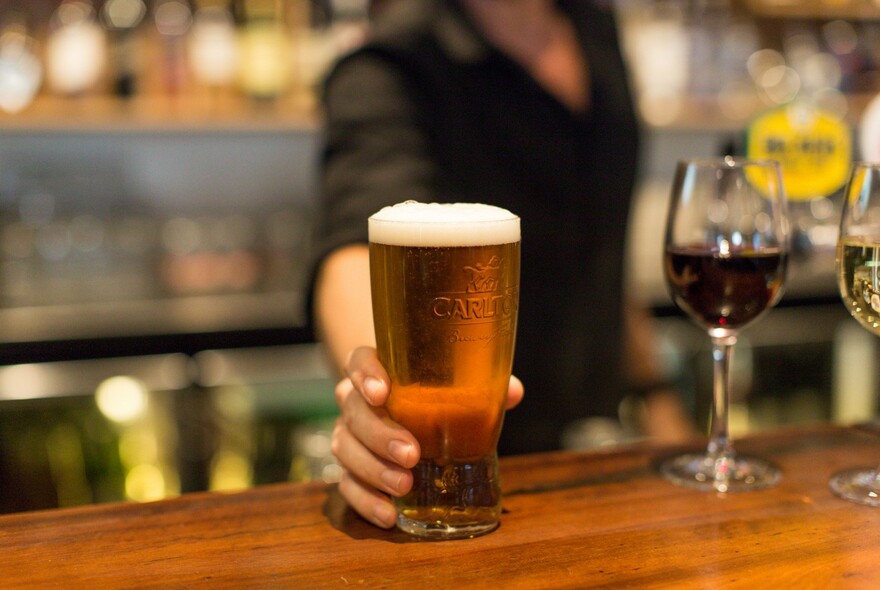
[660, 453, 780, 492]
[829, 468, 880, 507]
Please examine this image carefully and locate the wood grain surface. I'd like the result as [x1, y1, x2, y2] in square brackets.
[2, 423, 879, 588]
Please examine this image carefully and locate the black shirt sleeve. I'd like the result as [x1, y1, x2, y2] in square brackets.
[305, 49, 441, 331]
[314, 51, 441, 259]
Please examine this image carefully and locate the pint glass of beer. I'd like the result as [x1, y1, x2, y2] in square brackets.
[368, 201, 520, 539]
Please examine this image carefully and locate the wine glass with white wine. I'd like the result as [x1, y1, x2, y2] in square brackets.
[833, 161, 880, 507]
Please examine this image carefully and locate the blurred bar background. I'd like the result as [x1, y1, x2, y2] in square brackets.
[0, 0, 879, 513]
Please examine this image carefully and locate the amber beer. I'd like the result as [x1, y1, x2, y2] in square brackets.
[369, 201, 520, 539]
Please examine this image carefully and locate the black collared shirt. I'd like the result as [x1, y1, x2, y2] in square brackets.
[314, 0, 641, 454]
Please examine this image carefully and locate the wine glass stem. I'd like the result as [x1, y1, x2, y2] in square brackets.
[708, 335, 737, 466]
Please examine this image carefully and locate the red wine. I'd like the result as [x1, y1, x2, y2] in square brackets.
[665, 245, 787, 331]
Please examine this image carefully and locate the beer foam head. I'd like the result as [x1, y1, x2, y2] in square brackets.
[369, 201, 520, 247]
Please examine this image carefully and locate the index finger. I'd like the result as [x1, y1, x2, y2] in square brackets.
[345, 346, 391, 406]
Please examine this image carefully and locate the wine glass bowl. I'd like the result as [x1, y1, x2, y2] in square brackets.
[661, 157, 788, 492]
[831, 161, 880, 507]
[665, 244, 786, 336]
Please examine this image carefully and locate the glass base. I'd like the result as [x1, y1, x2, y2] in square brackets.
[393, 456, 501, 540]
[396, 513, 498, 540]
[829, 468, 880, 507]
[660, 452, 780, 492]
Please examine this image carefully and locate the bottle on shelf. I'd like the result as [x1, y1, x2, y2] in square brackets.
[0, 12, 42, 114]
[45, 0, 108, 97]
[233, 0, 292, 101]
[101, 0, 147, 98]
[153, 0, 194, 95]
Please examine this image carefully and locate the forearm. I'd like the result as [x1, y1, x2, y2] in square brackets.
[624, 301, 695, 441]
[642, 388, 695, 443]
[314, 244, 375, 374]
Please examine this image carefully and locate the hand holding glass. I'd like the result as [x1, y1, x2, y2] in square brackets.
[833, 161, 880, 507]
[662, 157, 788, 492]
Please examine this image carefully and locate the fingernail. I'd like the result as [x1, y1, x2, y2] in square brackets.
[372, 502, 397, 528]
[388, 440, 415, 466]
[380, 469, 405, 494]
[363, 376, 385, 403]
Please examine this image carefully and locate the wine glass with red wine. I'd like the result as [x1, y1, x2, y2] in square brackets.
[831, 162, 880, 506]
[662, 157, 788, 492]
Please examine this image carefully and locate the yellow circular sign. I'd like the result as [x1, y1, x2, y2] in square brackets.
[745, 104, 851, 201]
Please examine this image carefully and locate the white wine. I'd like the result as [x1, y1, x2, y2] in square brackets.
[838, 237, 880, 336]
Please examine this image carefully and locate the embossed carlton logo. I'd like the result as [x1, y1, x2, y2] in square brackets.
[464, 256, 501, 293]
[431, 256, 517, 321]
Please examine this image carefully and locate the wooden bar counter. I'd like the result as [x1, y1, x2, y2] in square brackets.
[2, 422, 880, 588]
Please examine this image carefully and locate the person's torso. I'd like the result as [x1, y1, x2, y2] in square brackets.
[350, 0, 643, 453]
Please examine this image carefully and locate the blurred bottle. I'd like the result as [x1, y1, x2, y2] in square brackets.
[289, 0, 363, 104]
[0, 13, 42, 114]
[45, 1, 108, 97]
[618, 0, 690, 126]
[101, 0, 147, 98]
[233, 0, 291, 100]
[153, 0, 194, 95]
[187, 3, 238, 94]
